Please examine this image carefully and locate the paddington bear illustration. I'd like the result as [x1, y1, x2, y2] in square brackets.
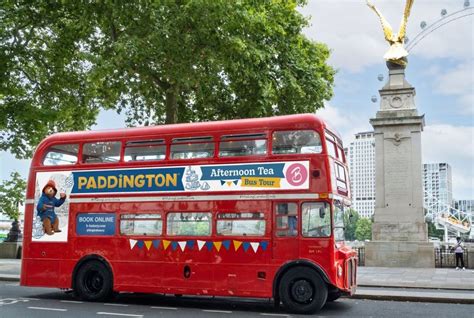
[36, 180, 66, 235]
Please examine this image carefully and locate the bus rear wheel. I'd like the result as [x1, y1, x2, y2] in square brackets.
[74, 260, 113, 301]
[278, 267, 327, 314]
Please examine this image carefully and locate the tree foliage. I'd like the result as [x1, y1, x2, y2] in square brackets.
[0, 171, 26, 221]
[0, 0, 335, 159]
[343, 208, 360, 241]
[355, 217, 372, 241]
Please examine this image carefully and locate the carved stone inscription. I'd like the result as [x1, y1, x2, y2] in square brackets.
[384, 137, 411, 206]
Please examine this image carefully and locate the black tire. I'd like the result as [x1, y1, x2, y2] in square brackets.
[278, 267, 328, 314]
[326, 290, 342, 302]
[74, 260, 113, 301]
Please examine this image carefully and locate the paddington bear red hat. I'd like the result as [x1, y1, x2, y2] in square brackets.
[42, 180, 58, 195]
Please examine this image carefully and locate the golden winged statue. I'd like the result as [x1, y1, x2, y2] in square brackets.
[366, 0, 415, 67]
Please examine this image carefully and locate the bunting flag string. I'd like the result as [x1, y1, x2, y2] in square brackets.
[128, 239, 269, 254]
[197, 240, 206, 251]
[144, 240, 153, 251]
[233, 240, 242, 251]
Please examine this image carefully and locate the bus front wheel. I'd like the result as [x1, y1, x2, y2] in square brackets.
[278, 267, 327, 314]
[74, 260, 113, 301]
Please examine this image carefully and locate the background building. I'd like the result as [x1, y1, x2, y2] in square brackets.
[423, 163, 453, 216]
[347, 132, 375, 218]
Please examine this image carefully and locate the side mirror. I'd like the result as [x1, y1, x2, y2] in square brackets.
[319, 207, 326, 218]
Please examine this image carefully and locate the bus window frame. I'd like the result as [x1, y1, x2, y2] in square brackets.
[170, 136, 216, 160]
[124, 139, 167, 163]
[42, 142, 80, 166]
[218, 133, 268, 158]
[81, 140, 124, 165]
[216, 211, 267, 237]
[270, 129, 323, 155]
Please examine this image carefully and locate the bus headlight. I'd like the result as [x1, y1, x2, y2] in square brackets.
[337, 264, 343, 277]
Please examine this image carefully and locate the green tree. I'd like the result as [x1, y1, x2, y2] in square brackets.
[1, 0, 335, 159]
[0, 172, 26, 221]
[427, 221, 444, 240]
[343, 208, 360, 241]
[355, 217, 372, 241]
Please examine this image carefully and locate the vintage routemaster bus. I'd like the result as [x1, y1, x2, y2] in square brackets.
[21, 114, 356, 314]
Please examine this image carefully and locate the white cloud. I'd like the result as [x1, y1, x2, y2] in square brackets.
[423, 124, 474, 199]
[434, 62, 474, 115]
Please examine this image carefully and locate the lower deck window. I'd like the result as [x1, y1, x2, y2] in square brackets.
[217, 212, 265, 236]
[120, 214, 162, 235]
[167, 212, 211, 236]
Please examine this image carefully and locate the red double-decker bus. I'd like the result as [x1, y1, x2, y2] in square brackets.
[21, 114, 356, 314]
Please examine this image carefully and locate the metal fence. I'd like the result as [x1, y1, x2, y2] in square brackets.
[435, 248, 471, 269]
[355, 247, 472, 269]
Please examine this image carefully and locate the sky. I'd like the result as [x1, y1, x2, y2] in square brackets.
[0, 0, 473, 199]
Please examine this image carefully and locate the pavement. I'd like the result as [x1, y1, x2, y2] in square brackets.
[1, 258, 474, 304]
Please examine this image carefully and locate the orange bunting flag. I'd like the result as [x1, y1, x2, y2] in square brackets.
[144, 241, 153, 251]
[213, 241, 222, 251]
[233, 240, 242, 251]
[163, 240, 171, 250]
[226, 181, 232, 186]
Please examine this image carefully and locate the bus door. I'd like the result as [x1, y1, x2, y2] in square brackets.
[272, 202, 299, 261]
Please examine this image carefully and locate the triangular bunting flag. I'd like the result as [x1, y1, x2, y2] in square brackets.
[197, 240, 206, 251]
[205, 241, 214, 251]
[222, 240, 231, 250]
[163, 240, 171, 250]
[137, 240, 144, 249]
[129, 239, 137, 249]
[233, 180, 238, 185]
[214, 241, 222, 252]
[260, 241, 268, 251]
[233, 240, 242, 251]
[144, 241, 153, 251]
[187, 240, 195, 250]
[171, 241, 179, 251]
[178, 241, 187, 252]
[226, 181, 232, 186]
[242, 242, 250, 252]
[220, 180, 226, 185]
[250, 242, 259, 253]
[153, 240, 160, 249]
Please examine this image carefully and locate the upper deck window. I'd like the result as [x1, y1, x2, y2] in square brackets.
[325, 133, 338, 158]
[124, 140, 166, 162]
[170, 137, 214, 159]
[82, 141, 121, 164]
[43, 144, 79, 166]
[272, 130, 322, 154]
[219, 133, 267, 157]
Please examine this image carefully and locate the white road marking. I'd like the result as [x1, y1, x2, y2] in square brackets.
[5, 283, 19, 286]
[260, 314, 291, 317]
[60, 300, 84, 304]
[103, 303, 129, 307]
[19, 297, 40, 301]
[28, 306, 67, 312]
[150, 306, 178, 310]
[202, 309, 233, 314]
[97, 313, 143, 317]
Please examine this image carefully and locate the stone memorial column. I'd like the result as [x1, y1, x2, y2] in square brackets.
[365, 62, 434, 267]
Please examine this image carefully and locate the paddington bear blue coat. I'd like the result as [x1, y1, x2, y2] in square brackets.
[36, 194, 65, 223]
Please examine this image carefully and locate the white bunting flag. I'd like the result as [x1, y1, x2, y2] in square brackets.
[129, 239, 137, 249]
[178, 241, 187, 252]
[197, 240, 206, 251]
[250, 242, 259, 253]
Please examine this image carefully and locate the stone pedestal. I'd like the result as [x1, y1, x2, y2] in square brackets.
[366, 63, 434, 268]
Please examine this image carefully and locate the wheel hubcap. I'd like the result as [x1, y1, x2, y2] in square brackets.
[290, 279, 314, 303]
[84, 270, 103, 294]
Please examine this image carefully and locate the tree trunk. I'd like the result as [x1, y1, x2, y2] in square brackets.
[165, 86, 178, 124]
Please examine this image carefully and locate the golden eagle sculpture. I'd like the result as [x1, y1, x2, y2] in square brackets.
[366, 0, 415, 67]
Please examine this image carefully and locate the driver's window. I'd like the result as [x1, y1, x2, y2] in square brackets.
[302, 202, 331, 237]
